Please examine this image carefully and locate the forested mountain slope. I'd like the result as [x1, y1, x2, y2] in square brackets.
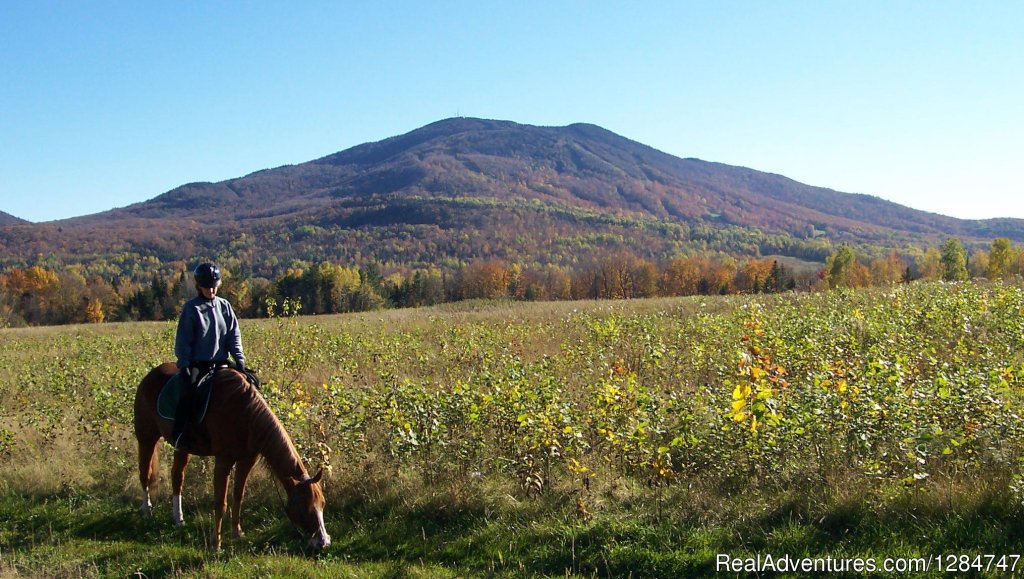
[2, 118, 1021, 276]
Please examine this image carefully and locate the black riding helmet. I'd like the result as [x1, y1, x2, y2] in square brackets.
[194, 262, 222, 289]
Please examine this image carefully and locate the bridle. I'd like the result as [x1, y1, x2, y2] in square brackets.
[271, 471, 324, 552]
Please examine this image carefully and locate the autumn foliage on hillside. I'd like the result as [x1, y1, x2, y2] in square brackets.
[2, 237, 1021, 328]
[4, 119, 1024, 287]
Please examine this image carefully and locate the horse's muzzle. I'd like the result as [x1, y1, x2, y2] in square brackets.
[309, 532, 331, 551]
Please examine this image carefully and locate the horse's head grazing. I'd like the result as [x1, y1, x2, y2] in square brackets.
[285, 468, 330, 551]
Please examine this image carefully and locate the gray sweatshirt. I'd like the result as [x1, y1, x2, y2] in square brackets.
[175, 295, 245, 369]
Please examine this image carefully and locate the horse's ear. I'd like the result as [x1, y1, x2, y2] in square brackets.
[309, 468, 323, 485]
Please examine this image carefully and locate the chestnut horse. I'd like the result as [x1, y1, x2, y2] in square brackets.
[133, 363, 331, 552]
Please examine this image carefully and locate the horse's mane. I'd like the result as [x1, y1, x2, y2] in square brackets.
[222, 372, 307, 483]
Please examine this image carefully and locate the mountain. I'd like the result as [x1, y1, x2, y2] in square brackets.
[0, 211, 27, 226]
[1, 118, 1022, 276]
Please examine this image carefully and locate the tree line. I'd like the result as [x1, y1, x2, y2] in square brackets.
[1, 237, 1021, 328]
[822, 237, 1024, 288]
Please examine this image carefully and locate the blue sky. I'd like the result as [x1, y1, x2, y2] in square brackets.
[2, 1, 1022, 222]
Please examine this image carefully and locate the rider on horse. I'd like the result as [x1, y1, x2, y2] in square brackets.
[171, 262, 246, 451]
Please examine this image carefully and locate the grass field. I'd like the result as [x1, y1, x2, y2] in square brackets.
[3, 282, 1024, 577]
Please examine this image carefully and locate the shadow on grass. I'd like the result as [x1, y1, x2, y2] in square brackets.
[312, 484, 714, 576]
[735, 483, 1024, 558]
[6, 479, 1024, 577]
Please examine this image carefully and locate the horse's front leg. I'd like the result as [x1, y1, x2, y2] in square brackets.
[212, 456, 235, 552]
[231, 455, 258, 539]
[171, 450, 191, 526]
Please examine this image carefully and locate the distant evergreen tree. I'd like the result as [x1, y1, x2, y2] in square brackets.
[697, 277, 712, 295]
[360, 261, 383, 290]
[765, 260, 793, 293]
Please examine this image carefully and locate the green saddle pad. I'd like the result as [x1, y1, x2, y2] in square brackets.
[157, 371, 214, 422]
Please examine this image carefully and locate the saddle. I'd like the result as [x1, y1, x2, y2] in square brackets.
[157, 363, 262, 422]
[157, 367, 218, 422]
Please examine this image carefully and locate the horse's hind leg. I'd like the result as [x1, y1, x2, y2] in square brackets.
[135, 424, 161, 517]
[171, 450, 191, 526]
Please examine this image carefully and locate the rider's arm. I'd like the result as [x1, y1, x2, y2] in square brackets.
[224, 301, 245, 368]
[175, 304, 194, 369]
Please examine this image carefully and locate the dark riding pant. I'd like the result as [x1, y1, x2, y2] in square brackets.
[171, 361, 218, 447]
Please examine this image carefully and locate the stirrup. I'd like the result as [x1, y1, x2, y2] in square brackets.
[173, 432, 189, 452]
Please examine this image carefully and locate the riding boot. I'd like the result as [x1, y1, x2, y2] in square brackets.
[171, 408, 191, 451]
[172, 368, 198, 450]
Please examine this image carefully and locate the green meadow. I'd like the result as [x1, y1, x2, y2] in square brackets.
[3, 282, 1024, 577]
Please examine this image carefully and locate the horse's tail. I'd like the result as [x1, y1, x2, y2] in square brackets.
[134, 363, 177, 500]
